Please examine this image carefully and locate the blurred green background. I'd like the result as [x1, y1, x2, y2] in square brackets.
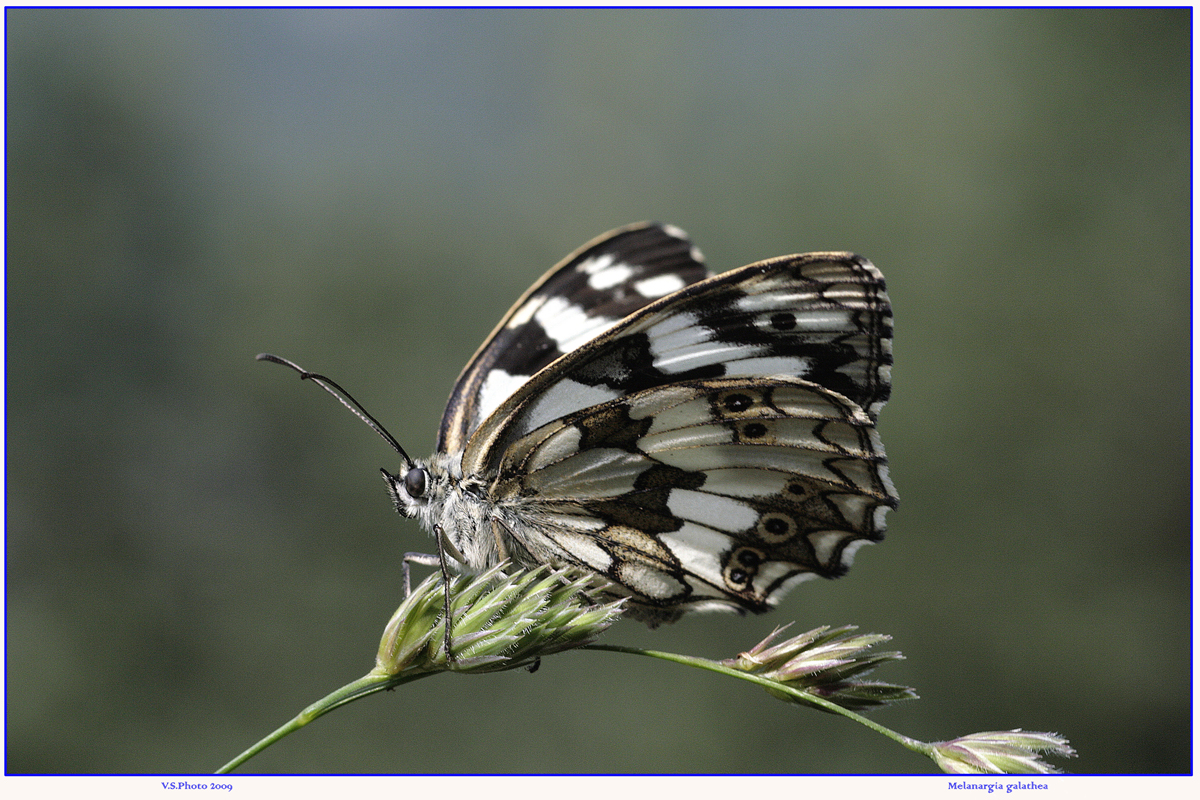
[5, 8, 1190, 775]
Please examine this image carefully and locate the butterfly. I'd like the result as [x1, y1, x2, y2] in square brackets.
[261, 222, 896, 629]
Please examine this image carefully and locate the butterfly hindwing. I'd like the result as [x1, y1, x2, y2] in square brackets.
[488, 377, 896, 624]
[437, 222, 710, 454]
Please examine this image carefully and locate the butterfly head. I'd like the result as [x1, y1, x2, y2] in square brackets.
[381, 462, 432, 518]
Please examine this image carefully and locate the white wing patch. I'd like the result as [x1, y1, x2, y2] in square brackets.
[615, 561, 687, 600]
[530, 295, 621, 353]
[577, 254, 636, 290]
[634, 273, 688, 298]
[475, 369, 532, 429]
[521, 379, 623, 437]
[666, 489, 760, 530]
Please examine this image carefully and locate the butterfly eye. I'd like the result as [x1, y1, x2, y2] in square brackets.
[404, 467, 429, 499]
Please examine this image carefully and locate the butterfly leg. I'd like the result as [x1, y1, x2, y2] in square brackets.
[433, 526, 456, 666]
[400, 540, 457, 663]
[401, 551, 441, 598]
[400, 543, 457, 665]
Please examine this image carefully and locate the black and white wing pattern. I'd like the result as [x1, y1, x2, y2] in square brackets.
[488, 376, 893, 624]
[387, 223, 896, 627]
[437, 222, 710, 455]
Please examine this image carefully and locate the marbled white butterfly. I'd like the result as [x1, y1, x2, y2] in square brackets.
[262, 222, 896, 628]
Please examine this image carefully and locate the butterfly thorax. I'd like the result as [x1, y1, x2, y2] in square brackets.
[386, 451, 514, 572]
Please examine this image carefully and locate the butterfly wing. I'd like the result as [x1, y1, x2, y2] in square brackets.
[489, 377, 896, 624]
[462, 252, 895, 622]
[437, 222, 710, 454]
[464, 252, 892, 469]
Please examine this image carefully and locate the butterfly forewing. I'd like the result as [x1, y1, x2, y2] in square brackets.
[462, 251, 893, 474]
[437, 222, 710, 454]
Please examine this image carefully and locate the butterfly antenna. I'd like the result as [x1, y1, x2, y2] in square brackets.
[256, 353, 415, 470]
